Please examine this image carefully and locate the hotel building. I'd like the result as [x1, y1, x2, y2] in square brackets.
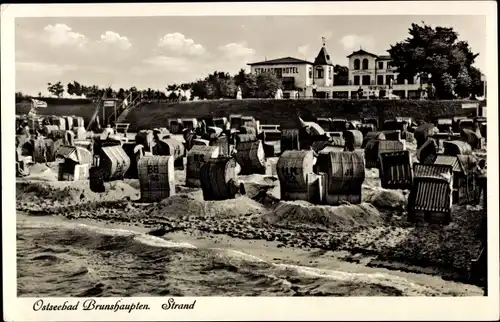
[248, 43, 425, 99]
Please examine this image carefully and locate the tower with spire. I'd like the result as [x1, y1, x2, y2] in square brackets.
[313, 37, 335, 87]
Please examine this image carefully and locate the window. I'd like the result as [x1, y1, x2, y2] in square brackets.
[362, 75, 371, 85]
[308, 68, 312, 79]
[377, 75, 384, 85]
[378, 62, 384, 69]
[316, 67, 324, 79]
[362, 59, 369, 70]
[386, 75, 394, 86]
[354, 75, 360, 85]
[354, 59, 360, 70]
[329, 67, 332, 79]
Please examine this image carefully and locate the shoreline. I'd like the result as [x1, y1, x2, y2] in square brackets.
[17, 211, 483, 296]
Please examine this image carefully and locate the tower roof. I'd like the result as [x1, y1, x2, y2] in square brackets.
[314, 46, 334, 66]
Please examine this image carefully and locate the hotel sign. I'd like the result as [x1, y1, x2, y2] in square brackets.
[253, 66, 299, 75]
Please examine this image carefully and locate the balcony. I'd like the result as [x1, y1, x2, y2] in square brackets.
[314, 83, 422, 93]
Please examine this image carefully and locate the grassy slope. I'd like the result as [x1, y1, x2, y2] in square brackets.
[16, 98, 481, 131]
[125, 99, 479, 131]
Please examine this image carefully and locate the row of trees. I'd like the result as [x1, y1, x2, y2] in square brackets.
[41, 69, 286, 101]
[189, 69, 283, 100]
[45, 81, 176, 101]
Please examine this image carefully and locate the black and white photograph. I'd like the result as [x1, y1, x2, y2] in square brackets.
[2, 2, 499, 321]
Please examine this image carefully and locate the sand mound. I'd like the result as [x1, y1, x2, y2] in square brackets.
[204, 196, 268, 218]
[146, 194, 267, 220]
[265, 201, 383, 231]
[363, 188, 407, 211]
[145, 194, 206, 218]
[16, 180, 140, 211]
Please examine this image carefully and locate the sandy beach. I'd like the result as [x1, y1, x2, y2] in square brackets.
[16, 154, 485, 297]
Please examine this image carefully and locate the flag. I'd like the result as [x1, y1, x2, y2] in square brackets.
[27, 107, 37, 118]
[31, 98, 47, 108]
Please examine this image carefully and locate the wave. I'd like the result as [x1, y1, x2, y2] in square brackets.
[16, 218, 470, 296]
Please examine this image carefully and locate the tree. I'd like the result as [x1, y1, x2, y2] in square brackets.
[167, 84, 179, 92]
[117, 88, 126, 99]
[469, 67, 485, 98]
[388, 22, 479, 98]
[67, 82, 75, 96]
[72, 81, 83, 96]
[333, 65, 349, 85]
[47, 82, 64, 98]
[191, 80, 208, 100]
[15, 92, 27, 102]
[440, 73, 456, 99]
[256, 72, 282, 98]
[105, 86, 114, 98]
[168, 91, 179, 101]
[180, 83, 191, 98]
[219, 78, 237, 98]
[234, 69, 257, 98]
[454, 67, 473, 98]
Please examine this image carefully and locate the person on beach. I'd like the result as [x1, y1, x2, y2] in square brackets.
[312, 82, 317, 98]
[447, 125, 453, 135]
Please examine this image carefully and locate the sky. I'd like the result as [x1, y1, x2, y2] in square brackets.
[15, 15, 486, 96]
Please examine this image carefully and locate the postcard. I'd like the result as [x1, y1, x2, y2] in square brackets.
[2, 2, 498, 321]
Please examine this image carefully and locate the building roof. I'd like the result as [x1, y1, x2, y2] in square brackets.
[314, 46, 334, 66]
[247, 57, 313, 66]
[346, 50, 393, 61]
[376, 55, 392, 60]
[346, 49, 379, 58]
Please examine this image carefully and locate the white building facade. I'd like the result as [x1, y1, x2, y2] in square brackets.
[248, 57, 314, 98]
[247, 44, 426, 99]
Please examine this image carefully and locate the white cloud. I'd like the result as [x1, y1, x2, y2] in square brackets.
[158, 33, 205, 56]
[297, 45, 314, 60]
[43, 24, 87, 48]
[16, 61, 117, 76]
[218, 43, 255, 58]
[98, 31, 132, 50]
[340, 34, 376, 52]
[16, 61, 79, 75]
